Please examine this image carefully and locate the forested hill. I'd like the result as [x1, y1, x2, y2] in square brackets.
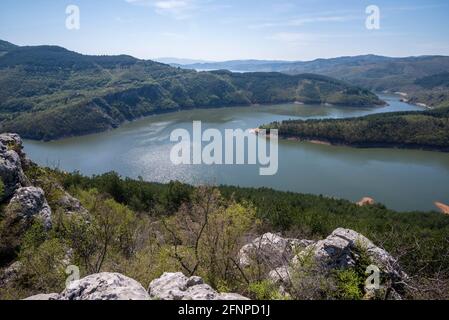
[0, 40, 18, 55]
[178, 55, 449, 108]
[179, 55, 449, 91]
[0, 41, 383, 141]
[262, 107, 449, 151]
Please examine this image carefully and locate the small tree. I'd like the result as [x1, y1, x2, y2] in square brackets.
[163, 186, 257, 289]
[62, 189, 137, 274]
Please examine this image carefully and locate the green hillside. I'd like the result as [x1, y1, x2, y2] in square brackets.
[0, 42, 383, 140]
[180, 55, 449, 108]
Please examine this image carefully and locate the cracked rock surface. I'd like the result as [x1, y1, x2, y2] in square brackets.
[148, 272, 249, 300]
[58, 273, 150, 300]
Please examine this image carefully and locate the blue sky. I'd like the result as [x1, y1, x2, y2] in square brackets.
[1, 0, 448, 61]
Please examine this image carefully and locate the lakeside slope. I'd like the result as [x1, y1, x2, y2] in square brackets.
[177, 55, 449, 109]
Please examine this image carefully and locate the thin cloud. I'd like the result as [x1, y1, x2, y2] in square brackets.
[249, 14, 359, 29]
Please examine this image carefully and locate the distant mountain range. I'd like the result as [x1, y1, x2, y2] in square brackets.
[174, 55, 449, 85]
[154, 57, 212, 65]
[175, 55, 449, 108]
[0, 40, 382, 140]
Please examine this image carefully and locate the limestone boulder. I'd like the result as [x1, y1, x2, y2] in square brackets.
[58, 272, 150, 300]
[238, 233, 314, 269]
[6, 186, 52, 230]
[301, 228, 406, 281]
[148, 272, 249, 300]
[0, 133, 27, 200]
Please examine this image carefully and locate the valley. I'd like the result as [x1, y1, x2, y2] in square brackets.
[0, 40, 382, 141]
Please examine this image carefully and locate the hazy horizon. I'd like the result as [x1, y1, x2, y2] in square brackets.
[152, 53, 449, 64]
[3, 37, 448, 64]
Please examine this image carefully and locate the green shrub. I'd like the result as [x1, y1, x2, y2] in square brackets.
[248, 280, 285, 300]
[335, 269, 364, 300]
[17, 238, 67, 295]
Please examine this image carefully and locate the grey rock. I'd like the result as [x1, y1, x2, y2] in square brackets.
[58, 272, 150, 300]
[291, 228, 407, 299]
[24, 293, 59, 300]
[6, 187, 52, 229]
[0, 133, 23, 155]
[238, 233, 313, 269]
[240, 229, 407, 300]
[267, 266, 292, 298]
[302, 228, 405, 280]
[149, 272, 249, 300]
[183, 283, 221, 300]
[268, 265, 292, 285]
[148, 272, 188, 300]
[0, 144, 27, 200]
[220, 293, 250, 300]
[186, 275, 204, 287]
[57, 192, 87, 215]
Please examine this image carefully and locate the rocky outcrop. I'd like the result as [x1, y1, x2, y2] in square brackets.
[0, 134, 56, 264]
[268, 265, 292, 285]
[0, 133, 25, 159]
[57, 192, 87, 215]
[148, 272, 249, 300]
[20, 229, 404, 301]
[59, 273, 150, 300]
[6, 186, 52, 230]
[238, 233, 314, 269]
[0, 133, 28, 200]
[24, 272, 249, 301]
[302, 228, 405, 279]
[240, 229, 407, 300]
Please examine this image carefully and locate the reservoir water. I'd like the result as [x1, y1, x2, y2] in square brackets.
[23, 95, 449, 212]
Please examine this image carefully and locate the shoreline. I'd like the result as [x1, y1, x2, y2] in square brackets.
[16, 98, 384, 143]
[252, 129, 449, 152]
[381, 91, 433, 110]
[275, 134, 449, 152]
